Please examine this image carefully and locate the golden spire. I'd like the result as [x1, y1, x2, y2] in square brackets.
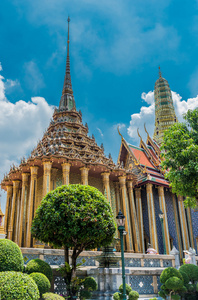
[159, 66, 162, 78]
[59, 17, 76, 110]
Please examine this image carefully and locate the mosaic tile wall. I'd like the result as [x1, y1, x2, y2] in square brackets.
[191, 209, 198, 252]
[153, 187, 163, 254]
[164, 190, 179, 251]
[130, 275, 154, 294]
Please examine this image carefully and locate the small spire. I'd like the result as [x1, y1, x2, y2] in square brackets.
[159, 66, 162, 78]
[62, 16, 73, 95]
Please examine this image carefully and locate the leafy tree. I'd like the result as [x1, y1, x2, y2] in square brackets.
[161, 108, 198, 207]
[31, 184, 116, 298]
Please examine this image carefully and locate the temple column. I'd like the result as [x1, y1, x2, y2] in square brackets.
[4, 185, 13, 236]
[118, 176, 134, 252]
[115, 183, 121, 214]
[158, 186, 171, 254]
[43, 161, 52, 197]
[186, 207, 195, 248]
[178, 196, 190, 250]
[18, 173, 29, 247]
[26, 166, 38, 248]
[8, 180, 20, 240]
[80, 167, 89, 185]
[101, 172, 111, 205]
[172, 194, 183, 259]
[14, 188, 22, 243]
[62, 163, 71, 185]
[127, 181, 141, 253]
[146, 183, 158, 252]
[135, 188, 145, 253]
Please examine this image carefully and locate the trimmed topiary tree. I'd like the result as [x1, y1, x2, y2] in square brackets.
[31, 184, 116, 298]
[179, 264, 198, 283]
[128, 290, 139, 300]
[0, 271, 39, 300]
[42, 293, 65, 300]
[160, 267, 183, 284]
[119, 283, 132, 295]
[30, 272, 51, 297]
[113, 292, 122, 300]
[0, 239, 24, 272]
[113, 284, 139, 300]
[26, 258, 53, 282]
[79, 276, 97, 300]
[179, 270, 190, 285]
[165, 276, 184, 291]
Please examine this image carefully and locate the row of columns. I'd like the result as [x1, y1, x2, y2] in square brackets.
[3, 162, 194, 254]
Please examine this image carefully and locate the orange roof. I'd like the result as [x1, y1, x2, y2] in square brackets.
[129, 145, 155, 169]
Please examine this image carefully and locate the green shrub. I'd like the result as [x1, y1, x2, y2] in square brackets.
[186, 283, 196, 292]
[128, 290, 139, 300]
[0, 239, 24, 272]
[179, 264, 198, 282]
[165, 276, 184, 291]
[171, 295, 180, 300]
[30, 272, 50, 296]
[158, 290, 166, 299]
[160, 267, 183, 284]
[113, 292, 121, 300]
[0, 271, 39, 300]
[179, 270, 189, 284]
[84, 276, 97, 291]
[80, 289, 92, 299]
[119, 283, 132, 295]
[42, 293, 65, 300]
[196, 282, 198, 292]
[26, 258, 53, 282]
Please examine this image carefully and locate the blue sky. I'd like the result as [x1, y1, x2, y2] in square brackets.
[1, 0, 198, 211]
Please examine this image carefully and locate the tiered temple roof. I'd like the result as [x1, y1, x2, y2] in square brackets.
[118, 127, 169, 188]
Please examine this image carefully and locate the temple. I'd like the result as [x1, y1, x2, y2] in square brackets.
[1, 19, 198, 256]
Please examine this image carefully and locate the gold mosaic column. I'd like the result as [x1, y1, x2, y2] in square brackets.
[158, 186, 171, 254]
[14, 188, 22, 243]
[115, 182, 121, 214]
[62, 163, 71, 185]
[135, 188, 145, 253]
[43, 161, 52, 197]
[178, 196, 190, 250]
[101, 172, 111, 205]
[127, 181, 141, 253]
[8, 180, 20, 240]
[4, 185, 13, 236]
[172, 194, 183, 258]
[146, 183, 158, 252]
[18, 173, 29, 247]
[186, 207, 195, 248]
[118, 176, 134, 252]
[26, 166, 38, 248]
[80, 167, 89, 185]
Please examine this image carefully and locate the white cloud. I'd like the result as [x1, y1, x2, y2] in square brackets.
[0, 64, 53, 212]
[127, 90, 198, 144]
[96, 127, 104, 137]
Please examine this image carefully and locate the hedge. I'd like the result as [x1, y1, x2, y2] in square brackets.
[42, 293, 65, 300]
[0, 239, 24, 272]
[30, 272, 51, 296]
[0, 271, 39, 300]
[128, 290, 139, 300]
[26, 258, 53, 282]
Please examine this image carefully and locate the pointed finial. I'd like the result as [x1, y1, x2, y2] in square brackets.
[159, 66, 162, 78]
[137, 128, 142, 141]
[144, 123, 149, 136]
[67, 16, 70, 45]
